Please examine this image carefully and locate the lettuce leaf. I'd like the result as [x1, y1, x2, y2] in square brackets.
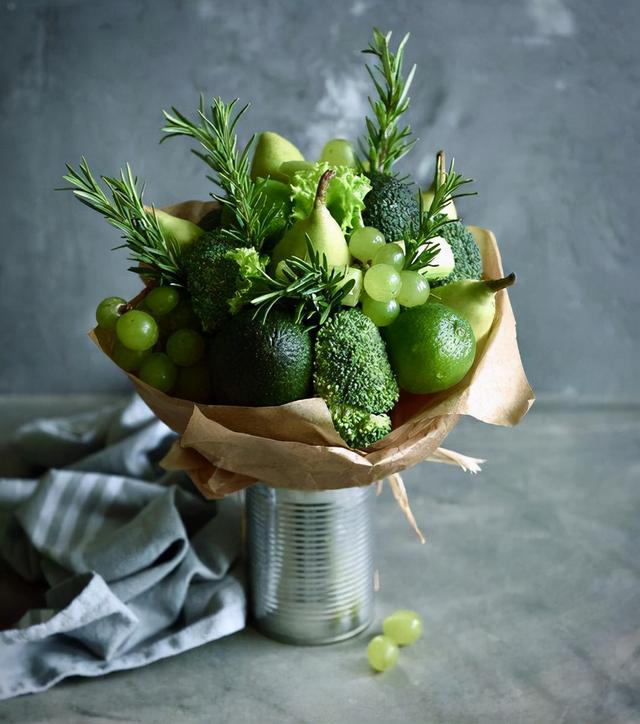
[289, 162, 371, 231]
[225, 247, 268, 314]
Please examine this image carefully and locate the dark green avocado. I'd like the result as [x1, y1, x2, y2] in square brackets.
[208, 309, 313, 406]
[362, 173, 420, 242]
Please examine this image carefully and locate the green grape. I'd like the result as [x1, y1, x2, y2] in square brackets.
[159, 299, 200, 334]
[383, 610, 424, 646]
[111, 341, 150, 372]
[139, 353, 177, 393]
[361, 293, 400, 327]
[367, 635, 399, 672]
[363, 264, 401, 302]
[319, 138, 357, 168]
[96, 296, 126, 331]
[173, 363, 212, 403]
[166, 328, 205, 367]
[145, 286, 180, 317]
[116, 310, 159, 351]
[340, 267, 363, 307]
[397, 271, 430, 308]
[349, 226, 386, 263]
[373, 243, 405, 269]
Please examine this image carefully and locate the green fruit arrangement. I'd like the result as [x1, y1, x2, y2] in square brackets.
[64, 28, 517, 449]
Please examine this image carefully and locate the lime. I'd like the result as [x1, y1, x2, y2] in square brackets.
[384, 303, 476, 393]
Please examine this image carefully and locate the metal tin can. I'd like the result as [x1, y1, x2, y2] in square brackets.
[246, 483, 375, 645]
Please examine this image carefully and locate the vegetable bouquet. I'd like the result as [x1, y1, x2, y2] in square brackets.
[65, 29, 533, 523]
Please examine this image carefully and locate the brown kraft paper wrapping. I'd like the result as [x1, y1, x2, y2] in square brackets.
[90, 200, 534, 501]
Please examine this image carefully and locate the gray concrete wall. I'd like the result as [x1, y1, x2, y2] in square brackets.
[1, 0, 638, 397]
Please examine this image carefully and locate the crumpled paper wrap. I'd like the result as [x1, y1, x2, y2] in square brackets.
[91, 200, 534, 503]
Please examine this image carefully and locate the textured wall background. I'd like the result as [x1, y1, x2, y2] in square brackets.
[0, 0, 638, 396]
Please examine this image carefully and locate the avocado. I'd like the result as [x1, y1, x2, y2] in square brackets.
[209, 309, 313, 406]
[361, 173, 420, 242]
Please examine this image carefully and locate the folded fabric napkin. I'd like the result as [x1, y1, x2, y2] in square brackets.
[0, 396, 246, 700]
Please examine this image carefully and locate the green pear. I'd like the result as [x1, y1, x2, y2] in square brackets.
[430, 273, 516, 344]
[278, 160, 315, 181]
[421, 150, 457, 220]
[422, 236, 455, 280]
[254, 178, 292, 239]
[393, 237, 455, 280]
[320, 138, 357, 168]
[270, 231, 299, 272]
[271, 170, 350, 269]
[255, 177, 292, 208]
[145, 207, 204, 249]
[340, 266, 363, 307]
[250, 131, 304, 182]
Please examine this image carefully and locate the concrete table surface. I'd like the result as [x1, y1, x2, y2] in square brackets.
[0, 397, 638, 723]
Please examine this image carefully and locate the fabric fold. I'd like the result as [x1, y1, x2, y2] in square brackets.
[0, 396, 245, 700]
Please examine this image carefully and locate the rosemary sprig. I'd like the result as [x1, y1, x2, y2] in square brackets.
[403, 222, 441, 273]
[359, 28, 416, 175]
[403, 157, 476, 271]
[161, 97, 280, 250]
[61, 158, 183, 285]
[239, 238, 354, 328]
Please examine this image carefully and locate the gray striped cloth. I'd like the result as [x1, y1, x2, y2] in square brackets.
[0, 396, 246, 699]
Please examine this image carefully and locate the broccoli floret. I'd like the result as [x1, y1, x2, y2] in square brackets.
[328, 403, 392, 449]
[314, 309, 399, 419]
[183, 231, 240, 332]
[430, 221, 482, 288]
[362, 173, 420, 242]
[314, 308, 398, 448]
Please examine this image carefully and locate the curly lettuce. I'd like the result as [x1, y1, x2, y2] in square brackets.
[289, 162, 371, 231]
[225, 247, 268, 314]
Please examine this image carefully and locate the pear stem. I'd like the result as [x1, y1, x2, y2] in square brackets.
[485, 273, 516, 293]
[435, 150, 446, 190]
[314, 169, 336, 209]
[125, 279, 158, 312]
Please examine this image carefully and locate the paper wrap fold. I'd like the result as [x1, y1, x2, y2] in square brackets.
[90, 200, 534, 499]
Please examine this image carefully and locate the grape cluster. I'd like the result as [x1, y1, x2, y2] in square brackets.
[95, 286, 211, 402]
[347, 227, 431, 327]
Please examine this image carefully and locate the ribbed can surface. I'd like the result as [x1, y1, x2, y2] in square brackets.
[246, 483, 375, 645]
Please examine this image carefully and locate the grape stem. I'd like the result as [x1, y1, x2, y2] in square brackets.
[125, 280, 158, 312]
